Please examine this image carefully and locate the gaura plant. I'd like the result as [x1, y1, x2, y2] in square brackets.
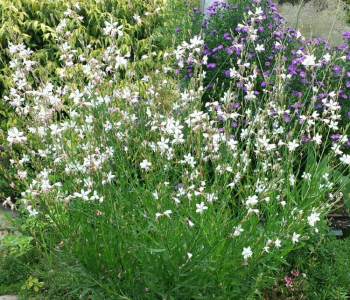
[3, 0, 350, 298]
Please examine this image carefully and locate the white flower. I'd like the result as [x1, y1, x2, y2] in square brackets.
[288, 174, 295, 186]
[183, 153, 196, 168]
[247, 208, 259, 215]
[188, 219, 194, 227]
[17, 170, 27, 179]
[323, 53, 331, 62]
[74, 189, 91, 201]
[340, 154, 350, 165]
[292, 232, 300, 244]
[115, 55, 127, 69]
[152, 190, 159, 200]
[206, 193, 218, 202]
[7, 127, 27, 144]
[313, 133, 322, 145]
[49, 124, 61, 135]
[245, 90, 256, 100]
[103, 19, 123, 37]
[27, 205, 39, 217]
[196, 202, 208, 213]
[331, 143, 343, 155]
[106, 171, 115, 182]
[255, 44, 265, 52]
[329, 120, 339, 130]
[133, 14, 141, 24]
[189, 35, 203, 48]
[274, 238, 282, 248]
[163, 210, 172, 218]
[69, 89, 84, 105]
[157, 137, 169, 154]
[242, 246, 253, 259]
[140, 159, 152, 171]
[155, 210, 172, 219]
[301, 172, 311, 181]
[233, 224, 244, 237]
[307, 211, 320, 227]
[246, 195, 258, 207]
[41, 179, 51, 190]
[302, 54, 316, 67]
[287, 139, 299, 151]
[90, 191, 100, 201]
[229, 67, 238, 78]
[263, 246, 270, 252]
[296, 29, 303, 39]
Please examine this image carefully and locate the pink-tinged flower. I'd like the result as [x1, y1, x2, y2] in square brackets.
[291, 270, 299, 276]
[284, 276, 292, 286]
[96, 210, 103, 216]
[133, 14, 141, 24]
[140, 159, 152, 171]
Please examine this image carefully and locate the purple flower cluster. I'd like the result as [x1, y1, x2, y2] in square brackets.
[178, 0, 350, 138]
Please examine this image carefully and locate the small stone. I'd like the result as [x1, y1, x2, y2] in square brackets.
[0, 296, 18, 300]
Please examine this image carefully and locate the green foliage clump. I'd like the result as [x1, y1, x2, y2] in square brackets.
[292, 234, 350, 299]
[264, 234, 350, 299]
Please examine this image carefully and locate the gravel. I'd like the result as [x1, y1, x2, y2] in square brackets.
[277, 0, 350, 46]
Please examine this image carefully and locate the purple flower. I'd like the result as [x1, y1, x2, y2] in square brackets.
[343, 32, 350, 39]
[207, 63, 217, 69]
[333, 65, 341, 72]
[283, 113, 290, 123]
[226, 48, 233, 55]
[224, 33, 231, 40]
[203, 49, 211, 55]
[331, 134, 341, 140]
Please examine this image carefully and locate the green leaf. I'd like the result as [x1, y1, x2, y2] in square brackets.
[40, 23, 46, 33]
